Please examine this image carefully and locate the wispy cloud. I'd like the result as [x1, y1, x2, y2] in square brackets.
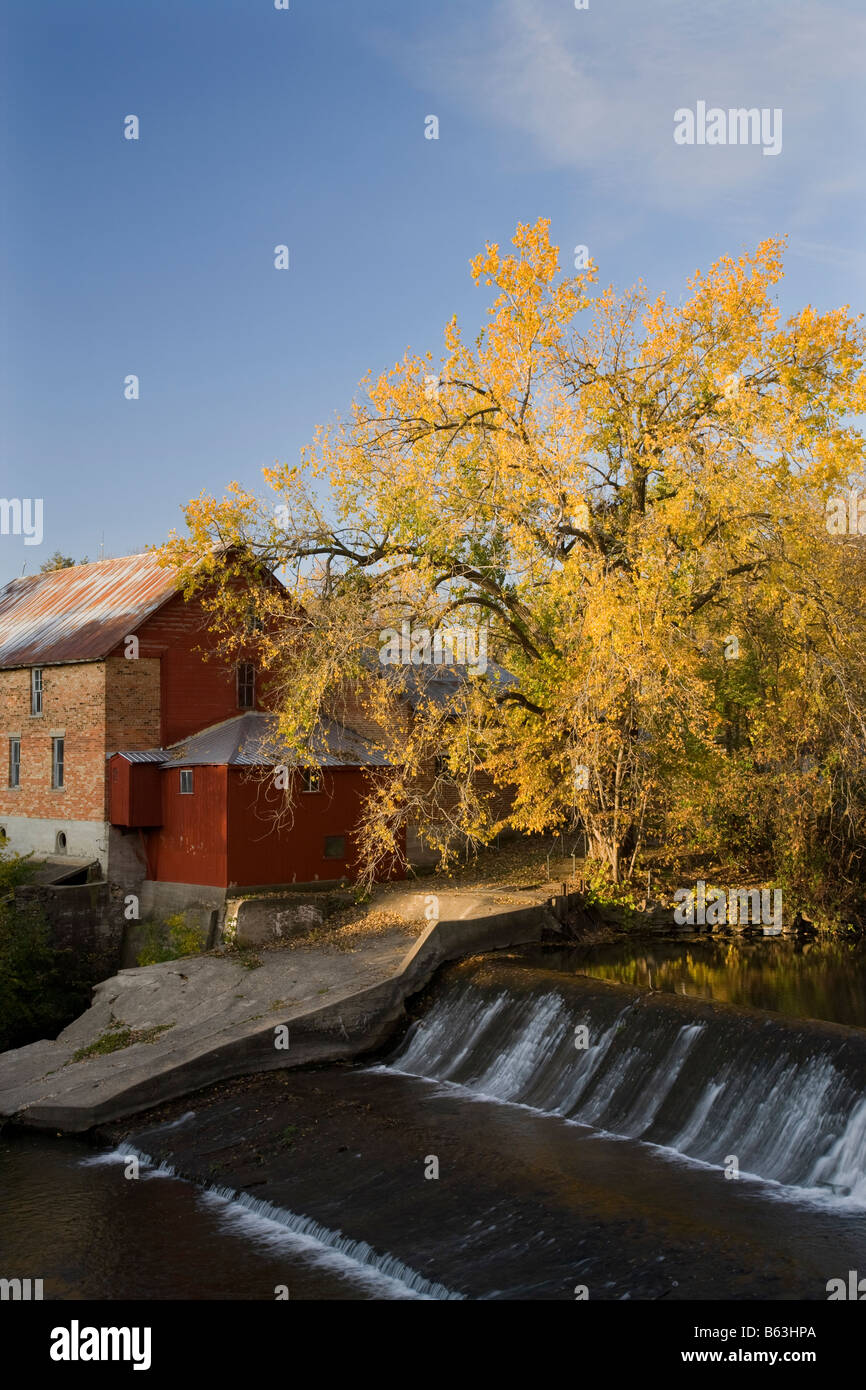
[379, 0, 866, 210]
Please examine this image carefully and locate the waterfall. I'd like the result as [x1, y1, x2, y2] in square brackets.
[385, 974, 866, 1201]
[85, 1142, 464, 1300]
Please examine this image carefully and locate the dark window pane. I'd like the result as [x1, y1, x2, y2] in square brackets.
[52, 737, 64, 788]
[237, 663, 255, 709]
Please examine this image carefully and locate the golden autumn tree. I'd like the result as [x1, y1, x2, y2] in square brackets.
[163, 220, 866, 905]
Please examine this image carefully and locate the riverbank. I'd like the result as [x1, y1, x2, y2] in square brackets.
[1, 828, 859, 1135]
[0, 887, 559, 1132]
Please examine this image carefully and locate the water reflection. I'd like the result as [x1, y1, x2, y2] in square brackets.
[536, 936, 866, 1028]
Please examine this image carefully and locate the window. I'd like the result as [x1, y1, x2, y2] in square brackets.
[179, 769, 194, 794]
[237, 663, 255, 710]
[8, 738, 20, 788]
[51, 737, 64, 788]
[55, 831, 67, 854]
[31, 668, 43, 716]
[301, 768, 321, 794]
[244, 603, 264, 635]
[324, 835, 345, 860]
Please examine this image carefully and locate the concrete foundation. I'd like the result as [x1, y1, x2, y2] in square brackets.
[13, 879, 126, 981]
[0, 813, 109, 871]
[138, 879, 227, 918]
[106, 825, 150, 891]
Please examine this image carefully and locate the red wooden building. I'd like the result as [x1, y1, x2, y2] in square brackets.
[109, 712, 400, 898]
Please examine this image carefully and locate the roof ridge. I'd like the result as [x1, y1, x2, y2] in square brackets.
[163, 709, 272, 751]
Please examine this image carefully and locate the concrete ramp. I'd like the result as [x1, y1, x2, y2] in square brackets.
[0, 892, 555, 1132]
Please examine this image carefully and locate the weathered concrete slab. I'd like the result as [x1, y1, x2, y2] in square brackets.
[0, 893, 554, 1133]
[232, 889, 353, 947]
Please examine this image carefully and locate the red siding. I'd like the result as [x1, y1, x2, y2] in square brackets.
[227, 767, 369, 887]
[138, 764, 404, 889]
[109, 756, 162, 827]
[108, 590, 263, 747]
[146, 765, 229, 886]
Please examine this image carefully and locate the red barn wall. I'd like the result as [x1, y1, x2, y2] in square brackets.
[226, 767, 372, 887]
[146, 764, 229, 886]
[107, 590, 264, 748]
[138, 764, 405, 890]
[109, 757, 162, 827]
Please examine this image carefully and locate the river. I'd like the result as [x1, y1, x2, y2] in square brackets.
[3, 937, 866, 1300]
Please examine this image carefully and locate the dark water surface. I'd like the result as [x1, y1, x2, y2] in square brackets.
[0, 1132, 405, 1300]
[3, 944, 866, 1301]
[537, 935, 866, 1027]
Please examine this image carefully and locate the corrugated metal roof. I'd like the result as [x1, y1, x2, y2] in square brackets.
[110, 749, 167, 765]
[0, 552, 180, 669]
[359, 647, 516, 707]
[395, 660, 517, 706]
[114, 712, 392, 769]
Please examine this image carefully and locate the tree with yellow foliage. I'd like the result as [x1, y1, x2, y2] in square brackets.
[165, 220, 866, 911]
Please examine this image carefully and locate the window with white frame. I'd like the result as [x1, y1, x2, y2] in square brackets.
[31, 668, 43, 716]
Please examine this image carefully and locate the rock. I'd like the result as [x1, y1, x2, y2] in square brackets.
[235, 896, 327, 946]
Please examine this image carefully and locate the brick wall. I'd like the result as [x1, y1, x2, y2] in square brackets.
[115, 590, 262, 746]
[0, 662, 107, 822]
[105, 656, 162, 752]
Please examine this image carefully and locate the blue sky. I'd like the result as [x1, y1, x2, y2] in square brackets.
[1, 0, 863, 583]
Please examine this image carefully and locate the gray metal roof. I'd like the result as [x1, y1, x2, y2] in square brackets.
[110, 749, 166, 765]
[113, 712, 392, 769]
[393, 659, 517, 707]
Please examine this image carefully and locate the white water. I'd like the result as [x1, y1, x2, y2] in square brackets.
[385, 982, 866, 1204]
[82, 1143, 464, 1300]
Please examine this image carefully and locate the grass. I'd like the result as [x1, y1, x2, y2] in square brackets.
[70, 1019, 174, 1063]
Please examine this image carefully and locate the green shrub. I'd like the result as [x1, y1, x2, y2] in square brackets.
[581, 858, 642, 925]
[136, 913, 206, 966]
[0, 834, 36, 894]
[0, 836, 94, 1049]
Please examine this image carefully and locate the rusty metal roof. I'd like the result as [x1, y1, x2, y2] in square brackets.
[0, 553, 180, 669]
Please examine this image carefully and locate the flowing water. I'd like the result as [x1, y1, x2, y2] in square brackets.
[3, 940, 866, 1300]
[387, 954, 866, 1200]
